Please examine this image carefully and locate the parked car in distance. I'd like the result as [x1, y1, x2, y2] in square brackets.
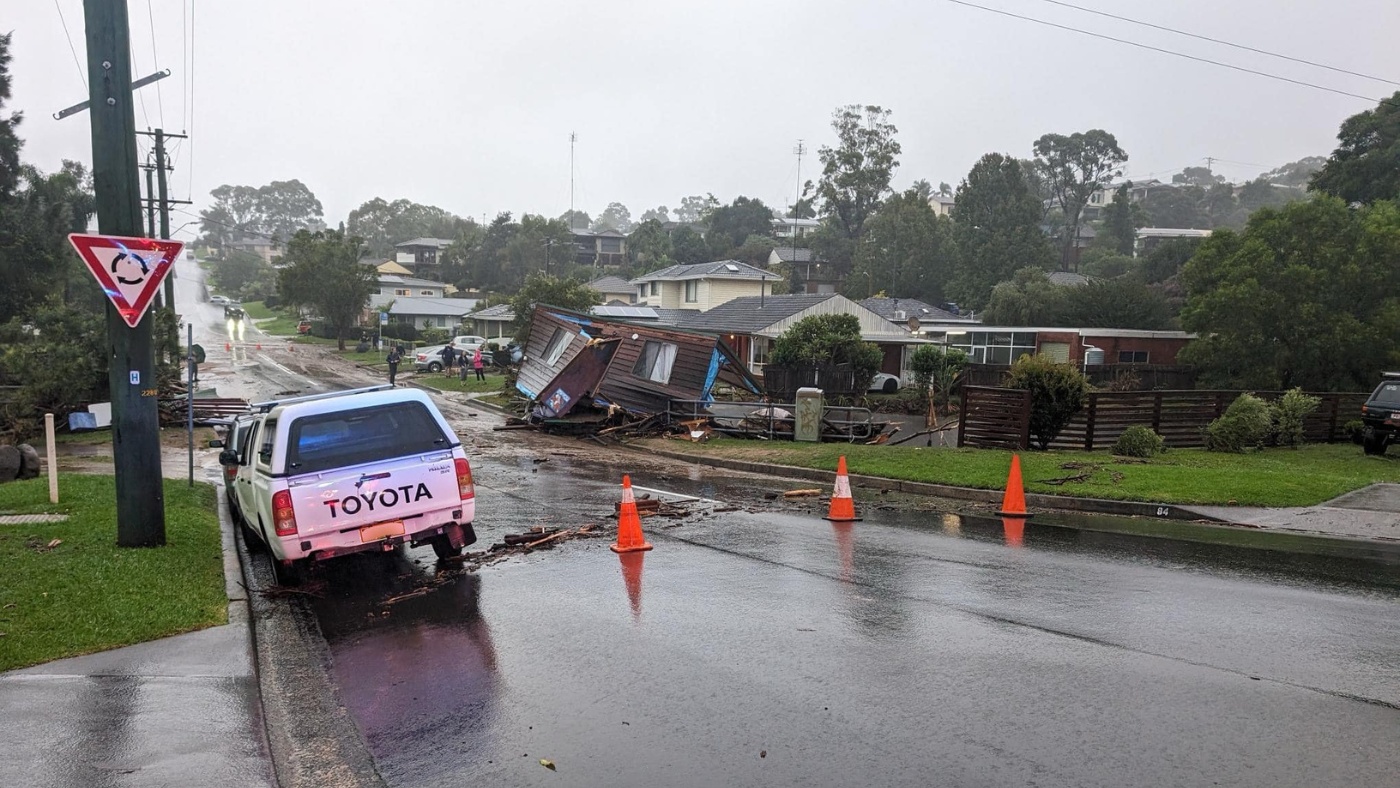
[209, 295, 230, 306]
[218, 386, 477, 583]
[869, 372, 902, 394]
[1361, 372, 1400, 456]
[297, 319, 313, 335]
[414, 337, 486, 372]
[208, 413, 259, 523]
[225, 303, 245, 320]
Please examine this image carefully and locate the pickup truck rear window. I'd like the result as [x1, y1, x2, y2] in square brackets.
[285, 401, 451, 475]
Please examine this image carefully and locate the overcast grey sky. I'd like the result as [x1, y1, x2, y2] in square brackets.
[10, 0, 1398, 238]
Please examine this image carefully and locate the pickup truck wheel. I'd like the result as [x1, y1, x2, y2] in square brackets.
[272, 557, 306, 586]
[1363, 434, 1388, 456]
[430, 535, 462, 560]
[240, 520, 266, 554]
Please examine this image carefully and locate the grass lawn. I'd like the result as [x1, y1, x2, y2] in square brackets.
[241, 301, 302, 336]
[650, 439, 1400, 508]
[409, 372, 512, 395]
[0, 476, 227, 672]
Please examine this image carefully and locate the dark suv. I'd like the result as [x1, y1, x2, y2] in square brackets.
[1360, 373, 1400, 455]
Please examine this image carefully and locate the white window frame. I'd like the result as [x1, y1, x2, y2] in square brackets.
[633, 341, 678, 384]
[542, 328, 572, 366]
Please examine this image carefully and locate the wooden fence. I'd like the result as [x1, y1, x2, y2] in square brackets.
[956, 386, 1031, 450]
[762, 363, 864, 400]
[958, 387, 1368, 450]
[960, 364, 1198, 391]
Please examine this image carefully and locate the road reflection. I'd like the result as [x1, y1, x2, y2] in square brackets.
[310, 553, 499, 765]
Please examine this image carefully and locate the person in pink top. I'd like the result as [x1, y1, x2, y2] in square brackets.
[472, 347, 486, 381]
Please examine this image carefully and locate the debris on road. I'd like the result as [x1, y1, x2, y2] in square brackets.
[783, 489, 823, 498]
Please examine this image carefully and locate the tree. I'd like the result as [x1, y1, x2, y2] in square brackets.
[1005, 354, 1089, 450]
[670, 226, 710, 265]
[982, 268, 1071, 326]
[210, 250, 272, 299]
[769, 313, 883, 391]
[1141, 185, 1208, 229]
[948, 153, 1055, 310]
[0, 33, 20, 198]
[730, 234, 776, 267]
[277, 229, 378, 350]
[1033, 129, 1128, 270]
[0, 162, 98, 321]
[201, 184, 263, 251]
[1311, 92, 1400, 204]
[911, 179, 933, 200]
[592, 202, 632, 233]
[346, 198, 469, 258]
[937, 182, 953, 197]
[627, 219, 673, 272]
[1099, 183, 1143, 255]
[909, 345, 967, 420]
[257, 180, 324, 243]
[1141, 237, 1201, 284]
[438, 222, 486, 290]
[638, 206, 670, 223]
[846, 188, 953, 303]
[1263, 156, 1326, 188]
[1172, 166, 1224, 187]
[1062, 278, 1176, 330]
[787, 185, 816, 219]
[509, 274, 602, 342]
[1179, 196, 1400, 390]
[558, 209, 591, 231]
[674, 194, 718, 223]
[705, 196, 774, 257]
[815, 105, 901, 256]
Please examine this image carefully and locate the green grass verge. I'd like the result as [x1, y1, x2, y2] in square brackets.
[0, 476, 227, 672]
[409, 372, 511, 395]
[649, 439, 1400, 508]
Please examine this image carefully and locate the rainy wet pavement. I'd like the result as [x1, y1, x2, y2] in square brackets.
[303, 452, 1400, 788]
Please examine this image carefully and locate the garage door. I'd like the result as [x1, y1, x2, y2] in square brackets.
[1039, 341, 1070, 363]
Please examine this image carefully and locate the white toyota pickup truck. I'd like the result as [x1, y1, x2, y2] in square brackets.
[220, 386, 476, 581]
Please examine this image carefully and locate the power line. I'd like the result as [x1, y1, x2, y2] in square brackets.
[146, 0, 164, 127]
[939, 0, 1383, 104]
[53, 0, 86, 89]
[1033, 0, 1399, 87]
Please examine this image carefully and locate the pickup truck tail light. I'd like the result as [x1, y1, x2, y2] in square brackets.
[272, 490, 298, 536]
[455, 458, 475, 500]
[223, 465, 238, 483]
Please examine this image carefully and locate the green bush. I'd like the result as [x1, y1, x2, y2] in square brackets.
[1112, 425, 1166, 457]
[1271, 387, 1320, 448]
[1004, 354, 1090, 450]
[909, 345, 968, 415]
[1344, 419, 1365, 445]
[1204, 393, 1273, 452]
[770, 313, 883, 392]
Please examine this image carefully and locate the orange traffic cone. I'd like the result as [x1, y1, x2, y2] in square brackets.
[997, 454, 1031, 518]
[611, 475, 653, 553]
[824, 456, 860, 522]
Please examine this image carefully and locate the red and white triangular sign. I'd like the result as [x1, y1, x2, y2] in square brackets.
[68, 233, 184, 328]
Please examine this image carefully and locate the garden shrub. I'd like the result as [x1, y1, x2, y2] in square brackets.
[909, 346, 968, 416]
[1270, 387, 1320, 448]
[1204, 393, 1272, 452]
[1344, 419, 1364, 445]
[1004, 354, 1089, 450]
[1112, 425, 1165, 458]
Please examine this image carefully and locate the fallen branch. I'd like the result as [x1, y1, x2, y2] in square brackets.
[524, 528, 574, 549]
[783, 489, 823, 498]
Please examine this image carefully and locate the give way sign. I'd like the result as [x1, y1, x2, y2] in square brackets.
[68, 233, 184, 328]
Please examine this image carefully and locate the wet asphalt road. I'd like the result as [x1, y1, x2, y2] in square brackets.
[304, 455, 1400, 788]
[177, 264, 1400, 786]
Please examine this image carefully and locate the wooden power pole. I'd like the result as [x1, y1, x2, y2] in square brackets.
[83, 0, 166, 546]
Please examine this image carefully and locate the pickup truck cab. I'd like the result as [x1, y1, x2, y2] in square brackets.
[220, 385, 476, 581]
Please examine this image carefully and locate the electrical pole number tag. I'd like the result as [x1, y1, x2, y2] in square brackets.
[68, 233, 184, 328]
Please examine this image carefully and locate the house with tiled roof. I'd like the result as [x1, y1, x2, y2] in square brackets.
[630, 260, 776, 311]
[586, 275, 637, 304]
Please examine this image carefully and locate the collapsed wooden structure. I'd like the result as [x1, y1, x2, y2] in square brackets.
[515, 305, 763, 431]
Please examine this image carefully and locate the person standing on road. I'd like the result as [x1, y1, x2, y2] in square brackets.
[472, 347, 486, 381]
[386, 345, 403, 386]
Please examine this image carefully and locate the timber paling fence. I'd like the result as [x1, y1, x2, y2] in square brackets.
[957, 387, 1369, 451]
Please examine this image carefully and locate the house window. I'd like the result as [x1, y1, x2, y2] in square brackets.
[600, 238, 623, 254]
[632, 341, 678, 384]
[420, 289, 435, 296]
[639, 285, 648, 300]
[948, 331, 1037, 365]
[684, 280, 698, 303]
[1118, 350, 1149, 363]
[750, 336, 771, 366]
[542, 328, 572, 366]
[650, 282, 659, 296]
[395, 289, 410, 296]
[437, 317, 447, 327]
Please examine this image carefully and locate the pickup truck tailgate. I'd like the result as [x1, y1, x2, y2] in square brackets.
[286, 451, 461, 537]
